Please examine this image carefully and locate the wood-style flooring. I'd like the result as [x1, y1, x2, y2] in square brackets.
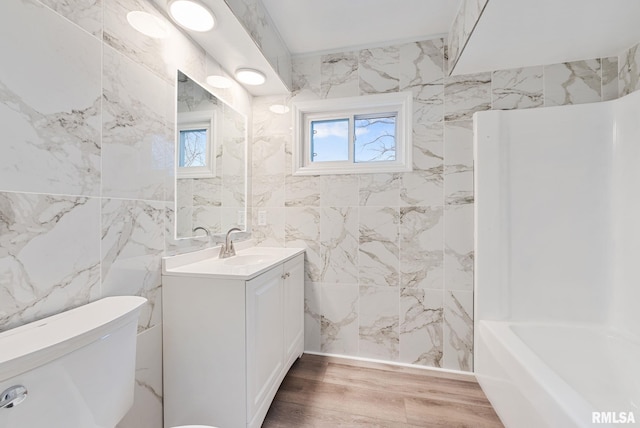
[262, 353, 504, 428]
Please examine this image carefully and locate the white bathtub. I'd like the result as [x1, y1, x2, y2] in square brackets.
[476, 321, 640, 427]
[474, 91, 640, 428]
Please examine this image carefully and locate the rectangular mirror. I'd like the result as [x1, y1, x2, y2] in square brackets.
[175, 70, 247, 239]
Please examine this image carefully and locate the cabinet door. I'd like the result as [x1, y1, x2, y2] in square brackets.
[246, 265, 284, 423]
[283, 254, 305, 364]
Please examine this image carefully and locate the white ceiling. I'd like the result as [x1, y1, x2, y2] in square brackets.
[451, 0, 640, 75]
[261, 0, 461, 55]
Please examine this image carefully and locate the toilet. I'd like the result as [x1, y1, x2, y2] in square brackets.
[0, 296, 146, 428]
[0, 296, 217, 428]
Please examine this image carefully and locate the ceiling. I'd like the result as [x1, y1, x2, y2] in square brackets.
[452, 0, 640, 75]
[261, 0, 461, 55]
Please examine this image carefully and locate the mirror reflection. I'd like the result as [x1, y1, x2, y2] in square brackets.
[175, 70, 247, 239]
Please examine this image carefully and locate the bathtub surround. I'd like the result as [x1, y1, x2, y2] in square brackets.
[475, 89, 640, 427]
[251, 37, 640, 373]
[0, 0, 251, 426]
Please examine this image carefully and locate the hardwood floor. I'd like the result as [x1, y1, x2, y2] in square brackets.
[262, 354, 504, 428]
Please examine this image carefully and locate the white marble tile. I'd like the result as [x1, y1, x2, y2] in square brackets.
[192, 205, 221, 234]
[0, 0, 101, 196]
[444, 121, 474, 206]
[101, 199, 165, 331]
[359, 46, 400, 94]
[292, 56, 322, 97]
[102, 46, 173, 201]
[252, 134, 287, 176]
[164, 202, 211, 256]
[443, 290, 473, 372]
[321, 52, 359, 98]
[192, 177, 222, 207]
[221, 175, 245, 208]
[221, 106, 247, 178]
[321, 175, 359, 207]
[601, 57, 619, 102]
[39, 0, 102, 38]
[253, 174, 285, 208]
[400, 39, 446, 88]
[492, 66, 544, 110]
[321, 207, 359, 284]
[175, 205, 193, 239]
[544, 59, 602, 106]
[285, 207, 322, 282]
[399, 206, 444, 290]
[359, 286, 399, 360]
[304, 282, 322, 352]
[359, 173, 400, 206]
[444, 204, 474, 292]
[220, 207, 246, 232]
[412, 122, 444, 172]
[224, 0, 291, 88]
[410, 82, 445, 123]
[285, 175, 321, 207]
[448, 0, 489, 73]
[444, 72, 491, 121]
[400, 170, 443, 207]
[117, 326, 163, 428]
[104, 0, 205, 84]
[399, 288, 443, 367]
[252, 207, 285, 247]
[619, 43, 640, 97]
[0, 193, 100, 330]
[359, 207, 400, 287]
[321, 284, 359, 355]
[252, 95, 292, 140]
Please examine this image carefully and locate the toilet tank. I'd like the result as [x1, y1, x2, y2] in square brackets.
[0, 296, 146, 428]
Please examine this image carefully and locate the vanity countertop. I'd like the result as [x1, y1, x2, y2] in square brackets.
[162, 241, 305, 280]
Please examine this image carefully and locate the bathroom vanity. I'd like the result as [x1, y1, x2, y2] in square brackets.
[161, 245, 305, 428]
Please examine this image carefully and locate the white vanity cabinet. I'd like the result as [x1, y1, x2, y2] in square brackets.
[162, 248, 305, 428]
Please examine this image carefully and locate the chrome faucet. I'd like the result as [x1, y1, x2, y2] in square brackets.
[219, 227, 242, 258]
[192, 226, 210, 237]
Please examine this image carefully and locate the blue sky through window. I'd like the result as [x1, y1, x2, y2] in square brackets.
[355, 115, 396, 162]
[310, 119, 349, 162]
[309, 115, 396, 163]
[179, 129, 207, 167]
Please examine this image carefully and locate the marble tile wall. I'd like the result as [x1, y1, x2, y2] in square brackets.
[619, 41, 640, 96]
[224, 0, 292, 89]
[252, 37, 637, 373]
[448, 0, 489, 75]
[0, 0, 251, 426]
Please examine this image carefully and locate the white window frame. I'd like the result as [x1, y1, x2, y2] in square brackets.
[292, 92, 413, 175]
[176, 110, 217, 178]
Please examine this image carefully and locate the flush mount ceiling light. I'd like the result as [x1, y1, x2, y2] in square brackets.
[126, 11, 169, 38]
[206, 75, 232, 89]
[235, 68, 266, 86]
[168, 0, 215, 32]
[269, 104, 290, 114]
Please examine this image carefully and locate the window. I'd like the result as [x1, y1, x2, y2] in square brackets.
[177, 111, 216, 178]
[292, 92, 412, 175]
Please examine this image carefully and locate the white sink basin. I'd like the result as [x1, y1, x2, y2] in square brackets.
[223, 254, 275, 265]
[162, 243, 305, 280]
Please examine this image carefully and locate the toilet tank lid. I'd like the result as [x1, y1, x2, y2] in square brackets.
[0, 296, 146, 382]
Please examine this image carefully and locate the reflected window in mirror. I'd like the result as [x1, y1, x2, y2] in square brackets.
[177, 110, 216, 178]
[175, 70, 248, 240]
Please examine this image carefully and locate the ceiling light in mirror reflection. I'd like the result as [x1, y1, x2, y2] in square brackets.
[269, 104, 290, 114]
[126, 11, 169, 38]
[206, 75, 233, 89]
[169, 0, 215, 32]
[235, 68, 266, 86]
